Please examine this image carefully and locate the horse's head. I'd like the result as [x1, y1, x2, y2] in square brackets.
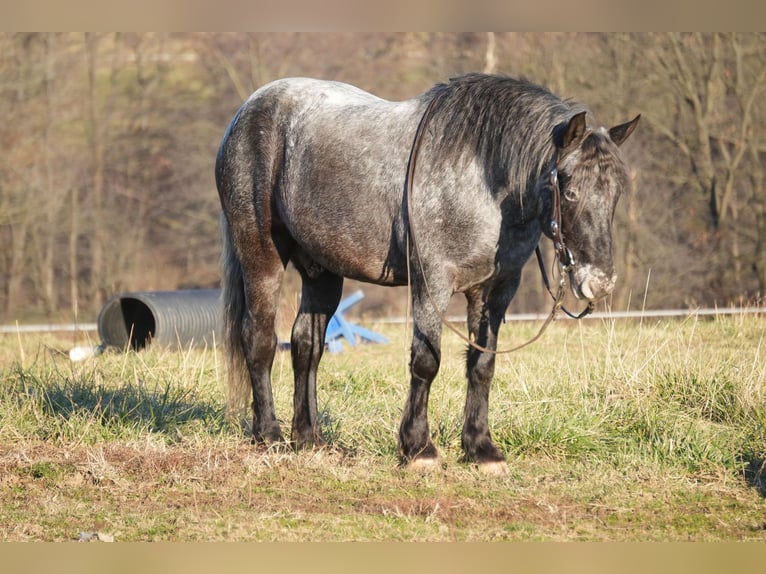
[548, 111, 640, 302]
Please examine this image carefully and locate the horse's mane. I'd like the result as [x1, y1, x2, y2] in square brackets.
[426, 73, 587, 194]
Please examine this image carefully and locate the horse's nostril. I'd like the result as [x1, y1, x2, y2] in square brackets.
[576, 269, 616, 301]
[580, 280, 595, 300]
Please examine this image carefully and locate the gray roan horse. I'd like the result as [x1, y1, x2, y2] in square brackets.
[216, 73, 639, 472]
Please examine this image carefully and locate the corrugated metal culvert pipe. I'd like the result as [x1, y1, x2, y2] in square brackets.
[97, 289, 222, 350]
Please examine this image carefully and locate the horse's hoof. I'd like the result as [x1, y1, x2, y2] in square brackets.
[407, 457, 440, 473]
[251, 424, 285, 445]
[477, 460, 508, 475]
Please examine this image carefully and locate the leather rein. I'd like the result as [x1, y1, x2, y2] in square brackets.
[404, 89, 593, 356]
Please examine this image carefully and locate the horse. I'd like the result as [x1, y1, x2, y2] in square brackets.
[215, 73, 639, 472]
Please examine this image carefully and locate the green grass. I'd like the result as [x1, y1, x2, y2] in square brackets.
[0, 314, 764, 540]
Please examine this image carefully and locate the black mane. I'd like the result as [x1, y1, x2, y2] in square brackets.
[427, 73, 587, 193]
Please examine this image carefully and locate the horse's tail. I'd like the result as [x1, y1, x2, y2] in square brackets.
[216, 105, 254, 422]
[219, 212, 251, 422]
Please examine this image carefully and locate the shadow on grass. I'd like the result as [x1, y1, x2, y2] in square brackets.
[11, 368, 227, 439]
[743, 457, 766, 497]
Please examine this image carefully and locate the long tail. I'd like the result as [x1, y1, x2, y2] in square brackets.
[219, 213, 251, 421]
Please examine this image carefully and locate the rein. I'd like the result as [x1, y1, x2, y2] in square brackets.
[403, 90, 592, 356]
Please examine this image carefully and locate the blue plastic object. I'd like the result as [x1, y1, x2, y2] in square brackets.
[324, 290, 388, 353]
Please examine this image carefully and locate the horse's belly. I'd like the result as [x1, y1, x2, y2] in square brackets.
[282, 169, 408, 284]
[287, 209, 407, 286]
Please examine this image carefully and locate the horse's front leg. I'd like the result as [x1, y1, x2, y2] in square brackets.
[398, 280, 449, 469]
[462, 281, 518, 474]
[290, 270, 344, 449]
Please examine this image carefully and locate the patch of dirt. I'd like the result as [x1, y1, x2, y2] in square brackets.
[2, 440, 765, 541]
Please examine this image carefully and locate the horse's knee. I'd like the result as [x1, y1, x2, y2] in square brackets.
[290, 313, 313, 350]
[290, 313, 328, 369]
[410, 339, 440, 382]
[467, 351, 496, 386]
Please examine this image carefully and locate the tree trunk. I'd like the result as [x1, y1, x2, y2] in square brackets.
[483, 32, 496, 74]
[69, 185, 80, 316]
[750, 145, 766, 297]
[86, 32, 106, 309]
[41, 34, 58, 315]
[6, 223, 28, 317]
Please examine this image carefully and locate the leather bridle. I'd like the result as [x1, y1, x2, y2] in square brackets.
[535, 155, 594, 321]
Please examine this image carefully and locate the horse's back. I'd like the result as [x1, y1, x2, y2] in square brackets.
[257, 77, 386, 107]
[221, 78, 423, 285]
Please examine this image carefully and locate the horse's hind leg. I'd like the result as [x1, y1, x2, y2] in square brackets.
[217, 103, 291, 445]
[290, 268, 344, 448]
[240, 249, 286, 444]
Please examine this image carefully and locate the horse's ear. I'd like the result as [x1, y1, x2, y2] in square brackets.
[555, 111, 588, 151]
[609, 114, 641, 146]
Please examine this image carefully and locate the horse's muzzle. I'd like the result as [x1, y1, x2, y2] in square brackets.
[571, 265, 617, 301]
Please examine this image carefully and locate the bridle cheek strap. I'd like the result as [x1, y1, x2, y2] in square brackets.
[536, 157, 594, 320]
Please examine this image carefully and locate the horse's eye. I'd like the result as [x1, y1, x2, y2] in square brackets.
[563, 187, 579, 202]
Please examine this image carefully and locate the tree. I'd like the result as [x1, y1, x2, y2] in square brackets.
[1, 33, 764, 322]
[641, 33, 766, 300]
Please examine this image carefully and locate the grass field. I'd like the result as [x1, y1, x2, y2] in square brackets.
[1, 312, 764, 541]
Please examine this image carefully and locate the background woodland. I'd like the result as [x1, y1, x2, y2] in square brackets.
[2, 32, 765, 322]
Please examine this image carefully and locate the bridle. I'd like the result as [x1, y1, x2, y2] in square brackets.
[404, 90, 592, 356]
[535, 155, 595, 321]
